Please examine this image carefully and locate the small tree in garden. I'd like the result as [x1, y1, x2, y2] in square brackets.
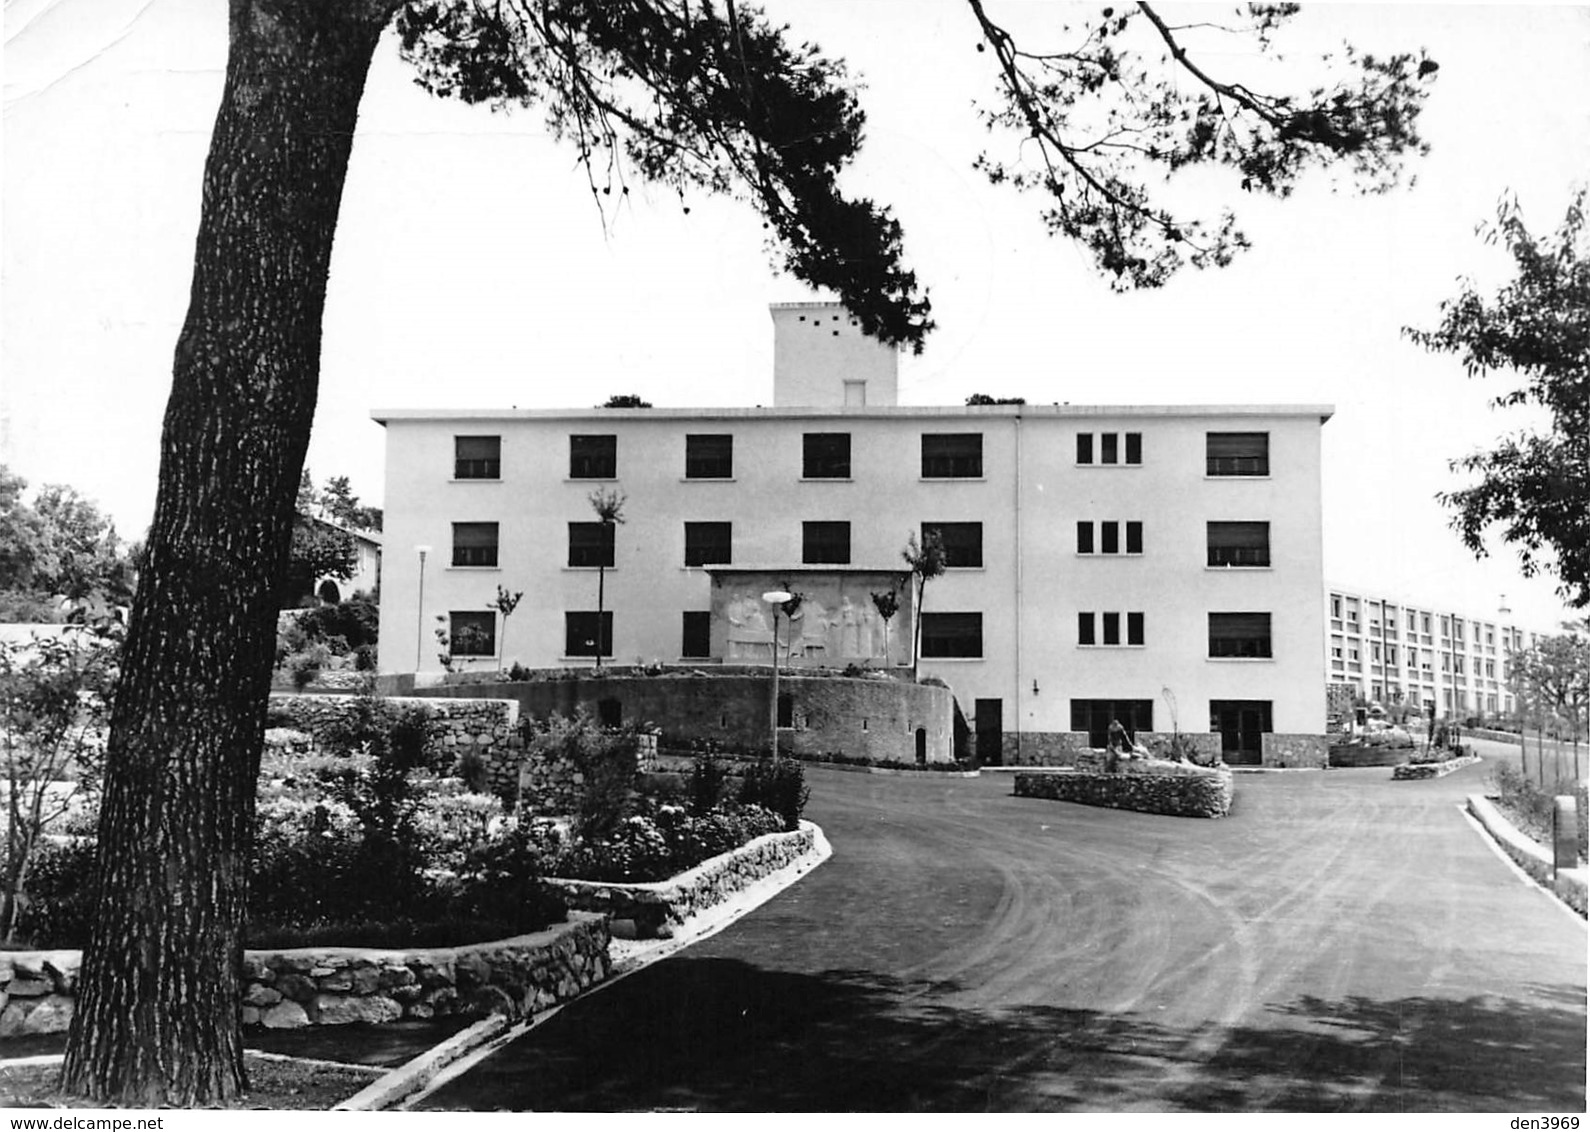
[903, 531, 947, 679]
[0, 621, 118, 942]
[870, 588, 900, 666]
[588, 489, 627, 672]
[489, 585, 524, 674]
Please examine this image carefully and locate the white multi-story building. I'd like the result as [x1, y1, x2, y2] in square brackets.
[1324, 585, 1541, 721]
[375, 303, 1333, 765]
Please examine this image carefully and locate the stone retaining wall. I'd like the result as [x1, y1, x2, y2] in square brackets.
[0, 915, 610, 1037]
[1260, 734, 1330, 768]
[545, 824, 817, 938]
[407, 673, 954, 766]
[1013, 767, 1234, 818]
[1392, 754, 1482, 780]
[1328, 744, 1413, 768]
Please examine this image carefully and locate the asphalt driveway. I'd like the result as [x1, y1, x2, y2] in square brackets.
[420, 761, 1587, 1112]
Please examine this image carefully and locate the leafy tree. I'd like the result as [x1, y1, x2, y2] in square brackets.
[67, 0, 1438, 1105]
[0, 621, 119, 942]
[1511, 625, 1590, 783]
[903, 530, 947, 679]
[281, 517, 358, 608]
[0, 468, 136, 618]
[600, 394, 652, 408]
[489, 584, 525, 673]
[318, 474, 384, 531]
[870, 587, 900, 665]
[1405, 188, 1589, 609]
[587, 488, 626, 672]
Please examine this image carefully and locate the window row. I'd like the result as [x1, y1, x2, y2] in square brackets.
[453, 430, 1272, 481]
[445, 609, 980, 660]
[458, 519, 1268, 569]
[448, 520, 990, 568]
[1077, 611, 1146, 647]
[447, 609, 1273, 661]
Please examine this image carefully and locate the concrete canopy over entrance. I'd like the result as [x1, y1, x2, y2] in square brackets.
[707, 567, 912, 669]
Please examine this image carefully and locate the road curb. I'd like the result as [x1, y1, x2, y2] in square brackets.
[338, 820, 832, 1111]
[1465, 794, 1587, 920]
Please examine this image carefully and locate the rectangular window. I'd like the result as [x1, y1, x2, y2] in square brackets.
[1100, 521, 1120, 555]
[569, 434, 617, 479]
[1209, 612, 1273, 658]
[1125, 432, 1142, 465]
[1076, 433, 1093, 464]
[1076, 521, 1095, 555]
[920, 612, 982, 658]
[921, 433, 984, 478]
[448, 611, 496, 657]
[803, 433, 851, 478]
[685, 434, 733, 479]
[1102, 611, 1121, 646]
[922, 521, 983, 568]
[1207, 521, 1271, 567]
[1070, 699, 1154, 748]
[567, 521, 615, 568]
[1127, 611, 1145, 646]
[1126, 521, 1143, 554]
[1206, 432, 1269, 476]
[683, 521, 732, 567]
[454, 435, 501, 479]
[565, 611, 613, 657]
[681, 611, 712, 658]
[1077, 611, 1096, 646]
[1101, 432, 1119, 465]
[451, 521, 499, 567]
[802, 521, 851, 564]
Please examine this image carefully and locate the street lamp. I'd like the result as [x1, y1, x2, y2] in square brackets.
[1500, 594, 1527, 779]
[415, 545, 432, 674]
[763, 589, 792, 759]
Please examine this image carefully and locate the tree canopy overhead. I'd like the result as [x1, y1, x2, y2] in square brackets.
[1406, 188, 1590, 609]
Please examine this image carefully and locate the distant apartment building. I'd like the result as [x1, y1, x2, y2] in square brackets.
[1324, 585, 1541, 720]
[375, 303, 1334, 766]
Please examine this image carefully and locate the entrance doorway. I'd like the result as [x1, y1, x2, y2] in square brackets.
[975, 699, 1003, 766]
[1210, 700, 1272, 764]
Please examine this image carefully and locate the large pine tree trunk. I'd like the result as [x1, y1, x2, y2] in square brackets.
[60, 1, 396, 1105]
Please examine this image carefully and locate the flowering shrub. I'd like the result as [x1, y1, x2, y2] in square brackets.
[536, 802, 784, 883]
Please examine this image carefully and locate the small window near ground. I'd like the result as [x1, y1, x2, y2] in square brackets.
[449, 611, 496, 657]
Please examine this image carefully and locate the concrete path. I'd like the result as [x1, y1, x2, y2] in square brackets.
[419, 761, 1586, 1112]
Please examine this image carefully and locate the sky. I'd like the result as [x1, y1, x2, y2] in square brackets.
[2, 0, 1587, 633]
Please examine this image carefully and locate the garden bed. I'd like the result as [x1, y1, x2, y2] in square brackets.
[1013, 763, 1233, 818]
[1391, 753, 1481, 780]
[0, 1053, 383, 1110]
[545, 823, 818, 938]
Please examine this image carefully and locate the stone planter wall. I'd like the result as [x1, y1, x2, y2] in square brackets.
[545, 824, 817, 938]
[1328, 743, 1413, 768]
[1013, 767, 1234, 818]
[0, 915, 610, 1037]
[1392, 754, 1482, 780]
[1260, 734, 1330, 768]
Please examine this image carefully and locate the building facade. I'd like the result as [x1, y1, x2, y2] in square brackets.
[1324, 585, 1539, 721]
[375, 304, 1333, 764]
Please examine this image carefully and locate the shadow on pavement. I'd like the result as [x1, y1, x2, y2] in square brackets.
[417, 957, 1586, 1112]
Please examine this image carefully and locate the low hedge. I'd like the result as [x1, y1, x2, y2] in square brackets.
[1013, 767, 1233, 818]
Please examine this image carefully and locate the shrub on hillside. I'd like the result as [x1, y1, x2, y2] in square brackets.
[523, 710, 641, 840]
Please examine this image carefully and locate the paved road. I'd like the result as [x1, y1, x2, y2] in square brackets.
[421, 762, 1587, 1112]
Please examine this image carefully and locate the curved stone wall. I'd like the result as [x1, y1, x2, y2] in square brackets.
[412, 671, 955, 765]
